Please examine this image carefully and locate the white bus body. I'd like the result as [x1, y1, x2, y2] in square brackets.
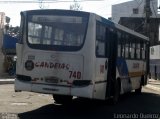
[15, 10, 149, 103]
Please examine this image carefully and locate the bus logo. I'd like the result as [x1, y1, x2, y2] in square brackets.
[25, 60, 34, 71]
[50, 54, 56, 59]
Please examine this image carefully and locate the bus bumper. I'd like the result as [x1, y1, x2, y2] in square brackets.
[14, 78, 32, 92]
[15, 79, 94, 99]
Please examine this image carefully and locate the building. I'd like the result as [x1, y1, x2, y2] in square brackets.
[112, 0, 158, 23]
[112, 0, 160, 79]
[112, 0, 159, 46]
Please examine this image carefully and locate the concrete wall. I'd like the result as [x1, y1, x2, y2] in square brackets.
[112, 0, 160, 46]
[0, 12, 5, 77]
[112, 0, 159, 23]
[150, 45, 160, 59]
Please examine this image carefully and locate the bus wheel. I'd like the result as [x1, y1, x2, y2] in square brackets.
[135, 81, 142, 94]
[135, 76, 143, 94]
[53, 94, 73, 104]
[135, 87, 142, 94]
[113, 79, 121, 104]
[149, 73, 151, 79]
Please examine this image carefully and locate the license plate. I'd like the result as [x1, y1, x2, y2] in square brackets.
[45, 77, 59, 83]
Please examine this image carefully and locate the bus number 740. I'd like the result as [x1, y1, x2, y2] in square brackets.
[69, 71, 81, 79]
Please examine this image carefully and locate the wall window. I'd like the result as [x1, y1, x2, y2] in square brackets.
[133, 8, 138, 14]
[150, 47, 154, 55]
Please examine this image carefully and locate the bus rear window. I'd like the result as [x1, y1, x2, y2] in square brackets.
[27, 15, 88, 51]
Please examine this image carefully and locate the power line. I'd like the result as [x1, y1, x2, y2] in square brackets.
[0, 0, 104, 3]
[151, 0, 158, 18]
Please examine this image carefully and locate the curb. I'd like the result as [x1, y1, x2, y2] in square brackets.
[0, 79, 15, 85]
[145, 84, 160, 92]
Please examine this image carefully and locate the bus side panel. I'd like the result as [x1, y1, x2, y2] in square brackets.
[127, 60, 146, 90]
[71, 85, 94, 98]
[32, 84, 71, 95]
[15, 43, 33, 91]
[93, 58, 107, 100]
[16, 43, 24, 75]
[93, 83, 106, 100]
[71, 14, 95, 99]
[117, 59, 146, 93]
[15, 79, 32, 91]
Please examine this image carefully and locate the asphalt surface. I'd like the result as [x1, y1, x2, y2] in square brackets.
[0, 79, 160, 119]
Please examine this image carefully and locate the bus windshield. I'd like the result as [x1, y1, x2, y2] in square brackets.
[27, 15, 88, 51]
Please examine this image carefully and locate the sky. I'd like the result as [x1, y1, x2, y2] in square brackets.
[0, 0, 132, 26]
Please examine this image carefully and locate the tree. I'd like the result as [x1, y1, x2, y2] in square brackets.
[70, 0, 82, 11]
[38, 0, 49, 9]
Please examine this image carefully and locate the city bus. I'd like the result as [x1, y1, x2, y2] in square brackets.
[15, 9, 149, 104]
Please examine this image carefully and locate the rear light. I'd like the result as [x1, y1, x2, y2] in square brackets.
[16, 75, 32, 82]
[72, 80, 91, 87]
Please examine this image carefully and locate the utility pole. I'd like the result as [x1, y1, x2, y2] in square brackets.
[144, 0, 152, 81]
[144, 0, 152, 37]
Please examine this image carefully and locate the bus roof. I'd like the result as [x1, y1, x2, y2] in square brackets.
[21, 9, 149, 41]
[21, 9, 90, 17]
[115, 22, 149, 41]
[93, 13, 149, 41]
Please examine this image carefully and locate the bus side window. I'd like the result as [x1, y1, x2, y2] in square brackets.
[43, 26, 52, 45]
[121, 35, 125, 58]
[134, 40, 137, 59]
[54, 29, 64, 45]
[96, 40, 105, 56]
[28, 22, 42, 44]
[131, 42, 135, 59]
[142, 42, 146, 59]
[140, 41, 143, 59]
[96, 22, 106, 57]
[128, 41, 131, 59]
[136, 40, 140, 59]
[117, 31, 121, 57]
[125, 36, 129, 58]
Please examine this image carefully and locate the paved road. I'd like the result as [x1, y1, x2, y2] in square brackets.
[0, 84, 160, 119]
[0, 84, 53, 113]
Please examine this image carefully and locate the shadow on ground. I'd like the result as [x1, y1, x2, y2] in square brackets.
[18, 92, 160, 119]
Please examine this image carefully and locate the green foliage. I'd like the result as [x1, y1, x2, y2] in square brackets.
[70, 0, 82, 11]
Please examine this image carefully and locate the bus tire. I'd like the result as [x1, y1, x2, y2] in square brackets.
[53, 94, 73, 104]
[135, 76, 143, 94]
[149, 73, 151, 79]
[135, 87, 142, 94]
[113, 78, 121, 104]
